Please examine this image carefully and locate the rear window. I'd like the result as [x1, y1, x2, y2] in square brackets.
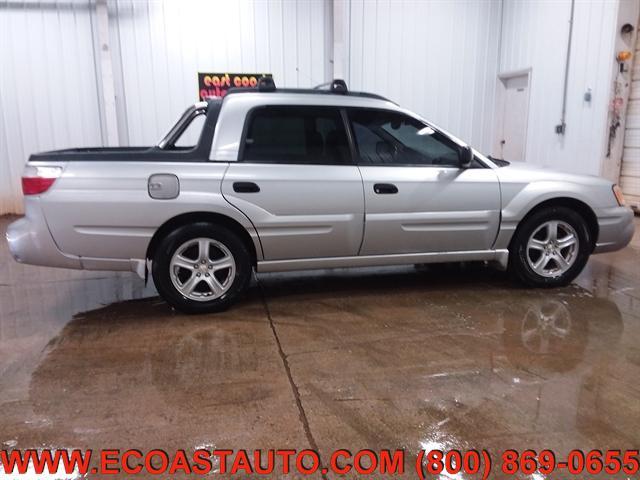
[174, 112, 206, 148]
[241, 106, 350, 164]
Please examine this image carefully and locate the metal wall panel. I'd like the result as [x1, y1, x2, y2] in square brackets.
[498, 0, 619, 175]
[0, 0, 103, 215]
[347, 0, 503, 153]
[109, 0, 332, 147]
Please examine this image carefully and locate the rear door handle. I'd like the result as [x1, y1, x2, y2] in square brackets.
[373, 183, 398, 194]
[233, 182, 260, 193]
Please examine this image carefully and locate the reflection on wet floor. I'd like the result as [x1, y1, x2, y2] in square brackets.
[0, 216, 639, 479]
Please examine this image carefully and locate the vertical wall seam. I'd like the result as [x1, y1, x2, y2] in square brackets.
[144, 0, 160, 137]
[89, 0, 107, 146]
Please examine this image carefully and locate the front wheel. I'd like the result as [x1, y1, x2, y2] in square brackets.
[152, 222, 252, 314]
[509, 207, 591, 287]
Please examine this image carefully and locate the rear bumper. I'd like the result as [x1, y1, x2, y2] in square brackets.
[593, 206, 635, 253]
[7, 199, 146, 277]
[6, 199, 82, 269]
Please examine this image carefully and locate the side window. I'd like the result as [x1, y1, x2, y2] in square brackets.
[242, 106, 350, 164]
[348, 109, 462, 166]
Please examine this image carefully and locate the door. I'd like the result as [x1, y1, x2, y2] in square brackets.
[621, 28, 640, 210]
[494, 73, 530, 161]
[221, 106, 364, 260]
[347, 108, 501, 255]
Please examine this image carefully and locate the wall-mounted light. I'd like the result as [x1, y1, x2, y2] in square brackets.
[617, 50, 633, 73]
[617, 50, 633, 62]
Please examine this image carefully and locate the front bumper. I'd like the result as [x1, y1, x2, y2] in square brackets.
[593, 206, 635, 253]
[6, 199, 82, 269]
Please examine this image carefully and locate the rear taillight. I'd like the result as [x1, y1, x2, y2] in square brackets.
[612, 184, 626, 206]
[21, 165, 62, 195]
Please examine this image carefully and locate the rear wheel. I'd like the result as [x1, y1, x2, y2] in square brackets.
[152, 222, 251, 313]
[509, 207, 591, 287]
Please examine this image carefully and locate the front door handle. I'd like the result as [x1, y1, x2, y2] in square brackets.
[373, 183, 398, 194]
[233, 182, 260, 193]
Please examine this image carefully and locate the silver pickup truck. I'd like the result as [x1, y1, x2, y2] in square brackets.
[6, 79, 635, 313]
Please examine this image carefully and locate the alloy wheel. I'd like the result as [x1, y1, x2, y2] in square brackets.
[169, 237, 236, 301]
[526, 220, 579, 278]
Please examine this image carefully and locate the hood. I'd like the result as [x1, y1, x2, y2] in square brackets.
[494, 160, 614, 188]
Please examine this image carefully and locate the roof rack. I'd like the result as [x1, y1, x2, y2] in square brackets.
[313, 79, 348, 94]
[225, 78, 392, 103]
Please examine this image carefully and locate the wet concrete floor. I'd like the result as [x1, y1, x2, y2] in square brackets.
[0, 215, 639, 478]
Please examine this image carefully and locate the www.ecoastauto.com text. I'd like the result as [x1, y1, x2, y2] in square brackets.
[1, 448, 639, 477]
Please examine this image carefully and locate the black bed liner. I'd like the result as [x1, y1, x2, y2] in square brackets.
[29, 100, 222, 163]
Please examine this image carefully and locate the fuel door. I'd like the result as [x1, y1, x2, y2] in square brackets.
[148, 173, 180, 199]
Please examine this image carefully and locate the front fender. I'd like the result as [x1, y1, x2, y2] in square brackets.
[494, 180, 613, 250]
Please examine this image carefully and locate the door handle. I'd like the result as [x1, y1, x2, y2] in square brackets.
[373, 183, 398, 194]
[233, 182, 260, 193]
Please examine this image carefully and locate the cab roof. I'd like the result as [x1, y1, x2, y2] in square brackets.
[208, 78, 396, 108]
[224, 86, 392, 103]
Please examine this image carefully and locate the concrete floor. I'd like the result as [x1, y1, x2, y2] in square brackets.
[1, 215, 639, 478]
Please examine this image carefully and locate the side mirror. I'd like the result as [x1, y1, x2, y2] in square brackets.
[459, 146, 473, 169]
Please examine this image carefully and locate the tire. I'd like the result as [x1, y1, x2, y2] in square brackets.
[152, 222, 252, 314]
[508, 206, 591, 287]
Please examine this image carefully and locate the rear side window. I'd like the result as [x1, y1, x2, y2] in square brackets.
[242, 106, 351, 164]
[348, 109, 462, 167]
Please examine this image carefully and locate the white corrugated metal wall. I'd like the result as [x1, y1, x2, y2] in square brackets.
[497, 0, 619, 176]
[0, 0, 104, 215]
[347, 0, 502, 153]
[109, 0, 332, 146]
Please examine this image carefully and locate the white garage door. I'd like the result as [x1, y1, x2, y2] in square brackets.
[622, 31, 640, 211]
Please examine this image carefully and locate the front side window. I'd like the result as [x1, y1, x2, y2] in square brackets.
[348, 109, 462, 167]
[242, 106, 350, 164]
